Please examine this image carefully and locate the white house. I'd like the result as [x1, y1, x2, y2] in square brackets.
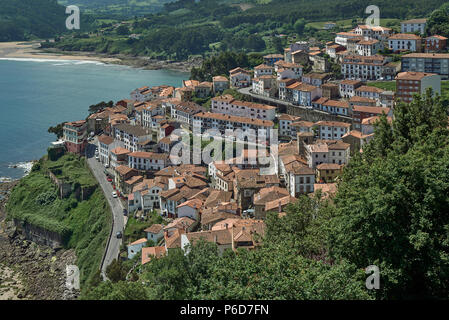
[388, 34, 422, 52]
[128, 151, 168, 171]
[128, 238, 148, 259]
[176, 198, 203, 221]
[401, 19, 427, 35]
[144, 224, 164, 243]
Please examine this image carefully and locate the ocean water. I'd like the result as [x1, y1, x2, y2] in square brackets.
[0, 58, 188, 181]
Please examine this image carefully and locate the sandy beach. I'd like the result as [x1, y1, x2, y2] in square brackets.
[0, 41, 199, 72]
[0, 41, 121, 63]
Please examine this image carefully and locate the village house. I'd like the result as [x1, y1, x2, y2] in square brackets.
[425, 35, 448, 53]
[174, 86, 194, 102]
[127, 151, 169, 172]
[320, 83, 340, 99]
[290, 82, 321, 106]
[341, 55, 390, 80]
[351, 106, 392, 130]
[110, 147, 130, 169]
[63, 120, 88, 155]
[128, 177, 166, 213]
[128, 238, 148, 259]
[254, 64, 274, 77]
[315, 121, 351, 140]
[301, 73, 331, 87]
[201, 203, 240, 230]
[342, 130, 374, 154]
[114, 165, 139, 196]
[388, 34, 422, 52]
[141, 246, 166, 265]
[252, 75, 277, 97]
[210, 95, 276, 121]
[97, 134, 114, 166]
[191, 112, 274, 141]
[278, 79, 297, 101]
[274, 61, 303, 79]
[229, 68, 251, 88]
[355, 85, 384, 100]
[339, 79, 363, 98]
[305, 140, 350, 168]
[401, 18, 427, 35]
[113, 123, 151, 152]
[335, 31, 360, 46]
[144, 224, 164, 243]
[141, 101, 165, 129]
[212, 76, 229, 94]
[316, 163, 343, 183]
[278, 114, 301, 137]
[253, 186, 290, 219]
[356, 39, 382, 56]
[263, 53, 284, 66]
[170, 101, 205, 125]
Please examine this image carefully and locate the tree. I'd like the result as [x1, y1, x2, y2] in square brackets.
[48, 122, 66, 139]
[294, 18, 306, 35]
[329, 90, 449, 299]
[116, 25, 130, 36]
[105, 259, 127, 283]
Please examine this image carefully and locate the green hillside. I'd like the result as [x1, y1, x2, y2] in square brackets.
[0, 0, 66, 41]
[6, 154, 112, 287]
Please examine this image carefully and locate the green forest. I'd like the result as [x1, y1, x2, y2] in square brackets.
[81, 90, 449, 300]
[0, 0, 66, 41]
[36, 0, 447, 60]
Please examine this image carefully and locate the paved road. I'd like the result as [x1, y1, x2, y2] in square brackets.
[86, 139, 124, 278]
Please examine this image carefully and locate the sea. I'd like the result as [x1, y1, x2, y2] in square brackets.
[0, 58, 188, 182]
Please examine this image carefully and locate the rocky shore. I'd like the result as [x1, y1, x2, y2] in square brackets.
[0, 181, 79, 300]
[40, 48, 203, 73]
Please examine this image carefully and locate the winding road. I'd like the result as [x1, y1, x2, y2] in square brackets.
[86, 139, 125, 278]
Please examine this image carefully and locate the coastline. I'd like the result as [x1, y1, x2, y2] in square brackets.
[0, 41, 199, 73]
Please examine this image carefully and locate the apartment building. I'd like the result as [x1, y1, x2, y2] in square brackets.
[341, 55, 389, 80]
[63, 120, 87, 155]
[356, 39, 382, 56]
[425, 35, 448, 53]
[339, 79, 363, 98]
[128, 151, 169, 171]
[401, 18, 427, 35]
[388, 34, 422, 52]
[315, 121, 351, 140]
[191, 112, 274, 140]
[395, 71, 441, 102]
[113, 123, 151, 152]
[211, 96, 276, 121]
[401, 53, 449, 79]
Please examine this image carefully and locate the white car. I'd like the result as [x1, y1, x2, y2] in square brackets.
[112, 191, 117, 198]
[95, 155, 99, 160]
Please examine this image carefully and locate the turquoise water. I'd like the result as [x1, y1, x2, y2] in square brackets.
[0, 58, 188, 181]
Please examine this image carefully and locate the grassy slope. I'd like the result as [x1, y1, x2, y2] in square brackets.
[367, 81, 449, 96]
[6, 154, 112, 286]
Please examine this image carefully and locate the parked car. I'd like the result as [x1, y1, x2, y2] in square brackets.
[123, 209, 128, 216]
[95, 155, 99, 160]
[104, 163, 109, 168]
[116, 231, 122, 239]
[107, 177, 112, 182]
[112, 191, 117, 198]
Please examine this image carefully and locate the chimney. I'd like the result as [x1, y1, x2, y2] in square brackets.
[225, 223, 228, 229]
